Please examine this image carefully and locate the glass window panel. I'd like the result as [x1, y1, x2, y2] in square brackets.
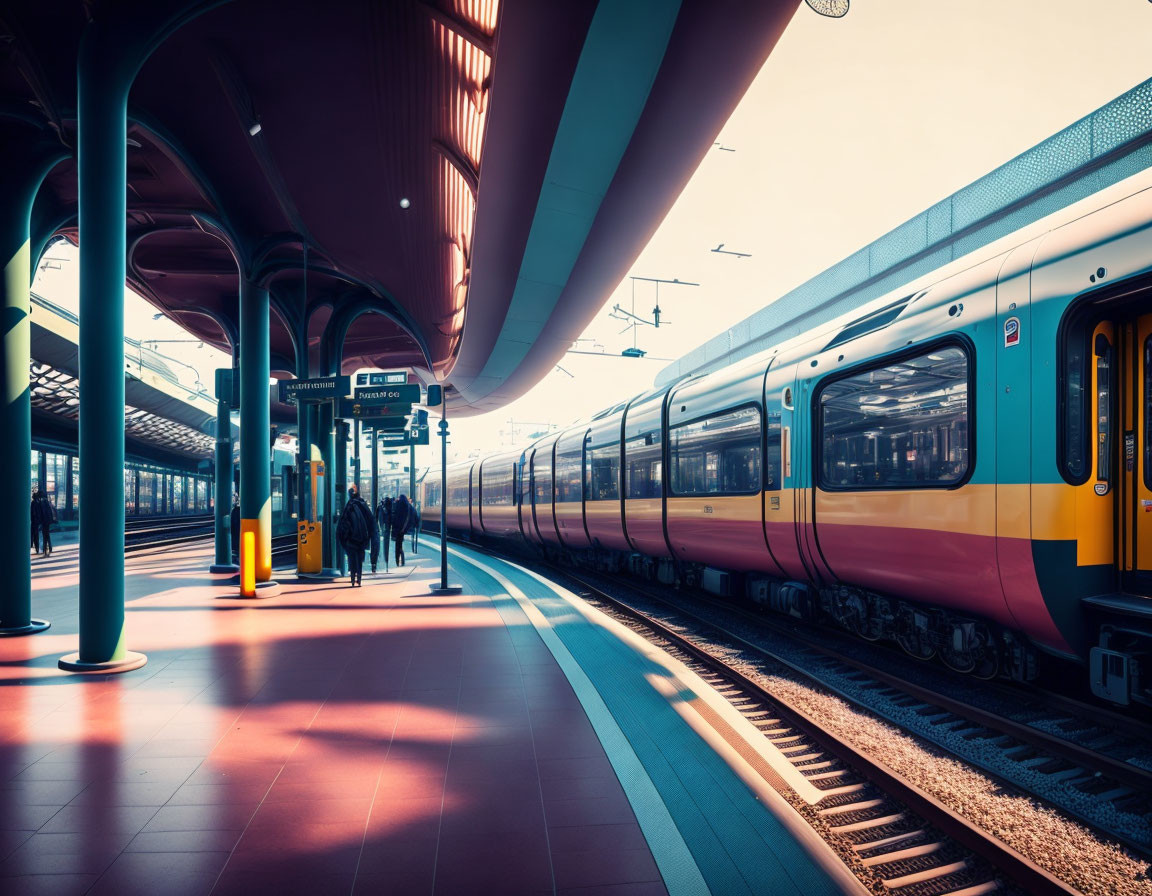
[71, 456, 80, 512]
[555, 448, 582, 503]
[173, 476, 185, 513]
[1064, 336, 1086, 481]
[124, 468, 135, 516]
[765, 411, 781, 491]
[670, 406, 761, 496]
[30, 450, 40, 496]
[1096, 335, 1112, 484]
[625, 431, 661, 499]
[482, 464, 513, 505]
[588, 442, 620, 501]
[819, 345, 970, 489]
[533, 455, 552, 506]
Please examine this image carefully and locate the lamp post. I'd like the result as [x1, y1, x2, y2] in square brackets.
[429, 394, 460, 595]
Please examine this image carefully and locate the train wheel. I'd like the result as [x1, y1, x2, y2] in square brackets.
[939, 619, 999, 679]
[894, 604, 936, 660]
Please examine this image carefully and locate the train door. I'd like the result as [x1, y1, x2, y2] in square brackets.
[1113, 313, 1152, 593]
[792, 373, 836, 585]
[763, 363, 807, 580]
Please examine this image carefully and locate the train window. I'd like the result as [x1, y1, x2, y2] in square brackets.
[669, 405, 762, 496]
[625, 431, 662, 499]
[482, 465, 513, 505]
[534, 457, 553, 506]
[765, 411, 781, 491]
[1095, 333, 1112, 485]
[588, 442, 620, 501]
[555, 448, 583, 503]
[819, 345, 970, 489]
[1063, 334, 1087, 482]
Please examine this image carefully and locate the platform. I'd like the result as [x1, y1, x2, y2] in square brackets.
[1, 541, 859, 895]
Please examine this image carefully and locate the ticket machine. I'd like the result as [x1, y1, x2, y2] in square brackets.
[297, 460, 325, 573]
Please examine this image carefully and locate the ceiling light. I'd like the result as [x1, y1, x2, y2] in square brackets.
[248, 122, 262, 137]
[399, 198, 411, 209]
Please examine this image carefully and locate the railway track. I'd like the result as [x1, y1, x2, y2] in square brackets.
[561, 569, 1152, 854]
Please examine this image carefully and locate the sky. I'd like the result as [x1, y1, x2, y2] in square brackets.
[31, 0, 1152, 473]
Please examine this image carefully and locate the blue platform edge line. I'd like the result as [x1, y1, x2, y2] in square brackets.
[443, 542, 847, 896]
[657, 76, 1152, 387]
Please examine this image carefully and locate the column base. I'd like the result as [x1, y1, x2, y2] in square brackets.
[210, 563, 240, 575]
[297, 568, 342, 583]
[239, 580, 281, 599]
[58, 650, 147, 674]
[0, 619, 51, 637]
[429, 585, 463, 595]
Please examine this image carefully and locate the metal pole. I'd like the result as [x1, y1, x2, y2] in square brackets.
[440, 415, 448, 589]
[210, 394, 236, 572]
[430, 393, 459, 594]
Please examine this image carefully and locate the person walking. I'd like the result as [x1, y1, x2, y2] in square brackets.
[410, 501, 421, 554]
[31, 489, 56, 557]
[374, 496, 392, 572]
[392, 493, 411, 567]
[30, 489, 39, 555]
[336, 485, 376, 587]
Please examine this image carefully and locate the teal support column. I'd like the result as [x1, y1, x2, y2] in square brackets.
[0, 141, 58, 637]
[370, 430, 378, 509]
[334, 419, 348, 575]
[319, 399, 338, 575]
[238, 279, 278, 597]
[59, 42, 146, 673]
[210, 394, 237, 574]
[297, 402, 310, 522]
[352, 420, 361, 495]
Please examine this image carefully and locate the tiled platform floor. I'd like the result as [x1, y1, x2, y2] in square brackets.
[0, 543, 667, 895]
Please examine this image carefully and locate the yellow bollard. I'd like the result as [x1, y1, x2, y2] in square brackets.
[241, 530, 255, 597]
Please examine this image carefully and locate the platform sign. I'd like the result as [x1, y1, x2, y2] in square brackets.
[278, 375, 351, 404]
[338, 401, 409, 428]
[353, 384, 421, 405]
[356, 369, 409, 387]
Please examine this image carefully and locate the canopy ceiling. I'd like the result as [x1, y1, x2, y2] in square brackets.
[1, 0, 797, 415]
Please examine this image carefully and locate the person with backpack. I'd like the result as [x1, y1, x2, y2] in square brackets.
[336, 485, 376, 587]
[392, 493, 410, 567]
[374, 496, 392, 572]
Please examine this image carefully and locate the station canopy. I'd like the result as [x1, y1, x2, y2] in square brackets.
[1, 0, 795, 414]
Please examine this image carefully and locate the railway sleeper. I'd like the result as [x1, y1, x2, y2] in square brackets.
[854, 828, 932, 856]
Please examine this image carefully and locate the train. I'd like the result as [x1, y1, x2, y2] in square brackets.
[422, 167, 1152, 710]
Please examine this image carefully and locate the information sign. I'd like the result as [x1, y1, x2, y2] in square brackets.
[352, 384, 421, 405]
[278, 375, 351, 404]
[356, 370, 409, 386]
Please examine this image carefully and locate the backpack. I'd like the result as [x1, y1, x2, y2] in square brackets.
[339, 500, 368, 547]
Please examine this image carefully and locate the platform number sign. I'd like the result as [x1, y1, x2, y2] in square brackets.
[1004, 316, 1020, 347]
